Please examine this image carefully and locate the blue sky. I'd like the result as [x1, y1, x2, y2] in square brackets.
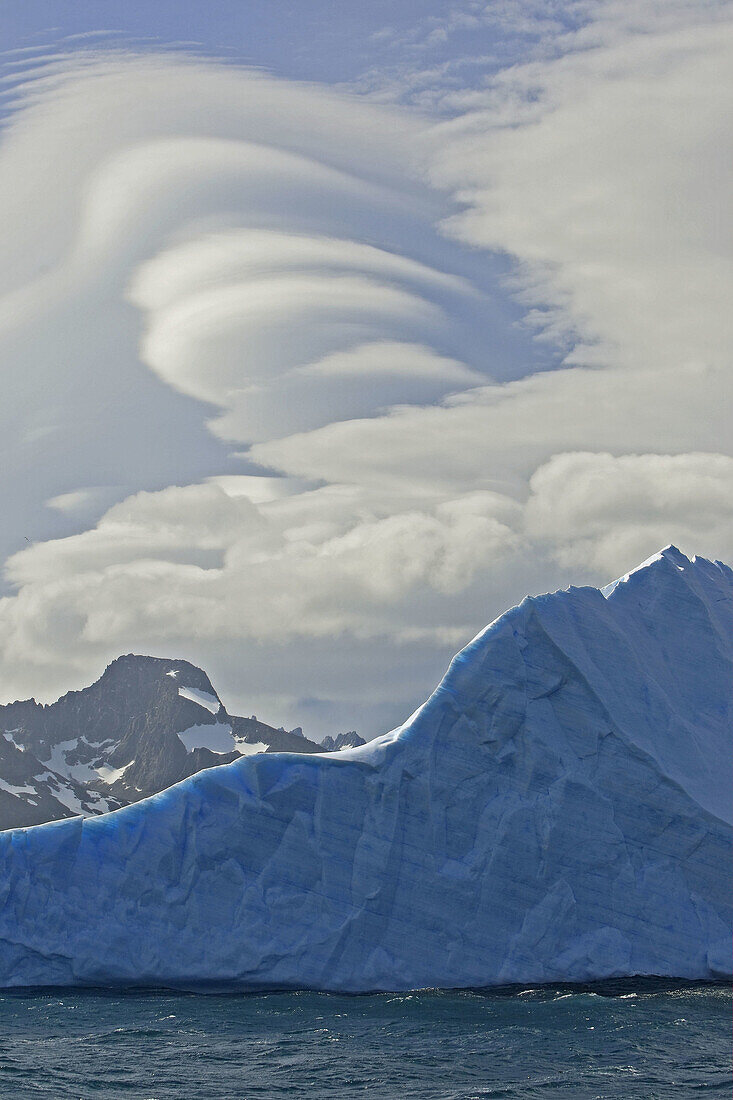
[0, 1, 477, 96]
[1, 1, 573, 84]
[0, 1, 731, 737]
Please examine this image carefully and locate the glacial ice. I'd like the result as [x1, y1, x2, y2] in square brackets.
[0, 546, 730, 991]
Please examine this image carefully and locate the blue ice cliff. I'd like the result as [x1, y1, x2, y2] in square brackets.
[0, 546, 731, 991]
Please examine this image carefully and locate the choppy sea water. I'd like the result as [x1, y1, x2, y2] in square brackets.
[0, 980, 729, 1099]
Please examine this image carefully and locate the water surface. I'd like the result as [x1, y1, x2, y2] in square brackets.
[0, 981, 729, 1098]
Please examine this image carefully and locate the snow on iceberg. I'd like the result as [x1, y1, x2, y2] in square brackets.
[0, 546, 730, 991]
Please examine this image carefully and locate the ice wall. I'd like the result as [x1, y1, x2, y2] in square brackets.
[0, 546, 730, 991]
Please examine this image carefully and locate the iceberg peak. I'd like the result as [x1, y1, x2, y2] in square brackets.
[601, 543, 691, 596]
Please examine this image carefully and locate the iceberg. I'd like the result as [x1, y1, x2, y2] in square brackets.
[0, 546, 730, 991]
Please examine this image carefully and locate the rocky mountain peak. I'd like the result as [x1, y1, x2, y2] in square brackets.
[0, 653, 333, 830]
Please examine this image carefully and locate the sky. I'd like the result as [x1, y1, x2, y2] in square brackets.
[0, 0, 731, 739]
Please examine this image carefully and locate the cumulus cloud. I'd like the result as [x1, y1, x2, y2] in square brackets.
[0, 3, 731, 737]
[525, 452, 733, 572]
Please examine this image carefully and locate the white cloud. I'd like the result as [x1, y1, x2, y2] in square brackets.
[525, 452, 733, 572]
[295, 340, 475, 381]
[45, 488, 107, 514]
[127, 230, 466, 315]
[430, 7, 733, 375]
[215, 341, 482, 443]
[137, 272, 439, 403]
[126, 229, 479, 439]
[249, 360, 732, 492]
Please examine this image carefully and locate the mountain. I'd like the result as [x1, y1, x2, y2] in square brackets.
[0, 547, 730, 991]
[0, 655, 324, 831]
[320, 731, 366, 751]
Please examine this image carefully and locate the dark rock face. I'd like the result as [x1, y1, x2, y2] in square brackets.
[229, 717, 324, 755]
[320, 731, 366, 751]
[0, 655, 326, 830]
[0, 734, 118, 830]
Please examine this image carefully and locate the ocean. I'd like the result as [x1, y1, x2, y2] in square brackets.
[0, 981, 729, 1099]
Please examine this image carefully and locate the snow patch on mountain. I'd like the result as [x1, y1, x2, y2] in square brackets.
[177, 686, 221, 714]
[95, 762, 132, 785]
[235, 740, 269, 757]
[178, 723, 235, 754]
[0, 778, 36, 798]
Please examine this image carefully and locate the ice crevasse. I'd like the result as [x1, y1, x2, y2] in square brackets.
[0, 545, 731, 991]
